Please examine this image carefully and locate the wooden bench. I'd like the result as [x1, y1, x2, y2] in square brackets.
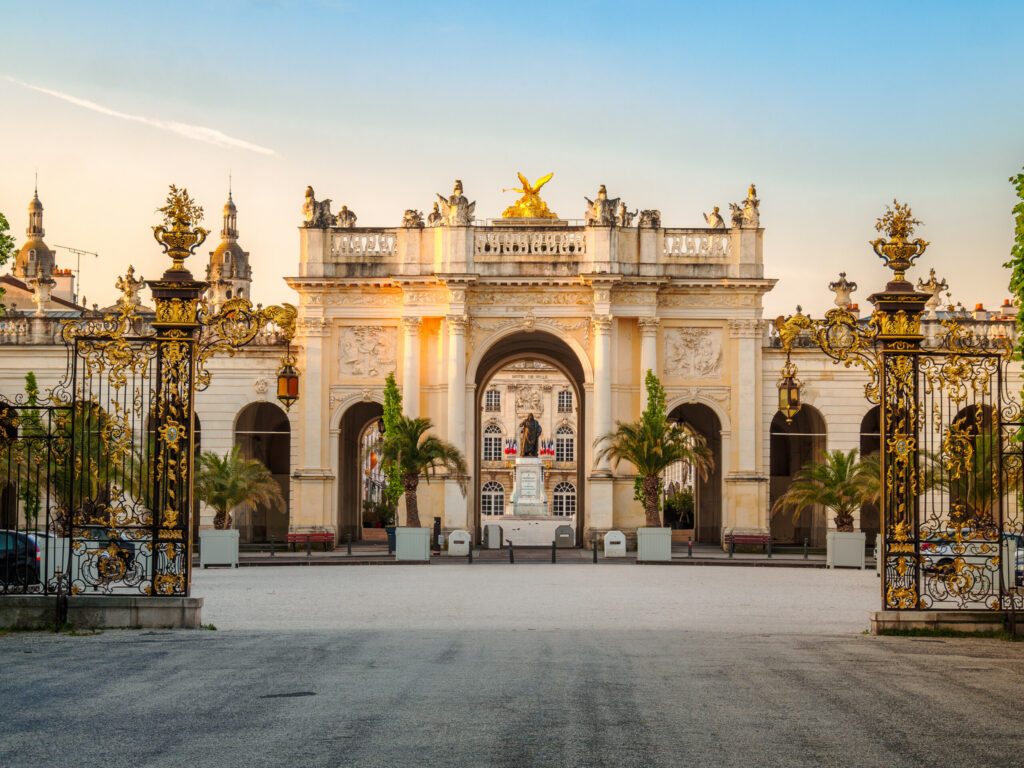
[724, 532, 772, 554]
[287, 531, 335, 552]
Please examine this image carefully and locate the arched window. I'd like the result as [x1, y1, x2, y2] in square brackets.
[555, 424, 575, 463]
[484, 389, 501, 412]
[482, 422, 503, 462]
[557, 390, 573, 413]
[552, 482, 576, 517]
[481, 481, 505, 516]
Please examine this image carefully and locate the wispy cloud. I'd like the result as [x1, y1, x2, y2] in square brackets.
[7, 76, 275, 156]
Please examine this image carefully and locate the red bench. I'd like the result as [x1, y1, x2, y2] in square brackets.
[724, 532, 772, 553]
[287, 531, 335, 552]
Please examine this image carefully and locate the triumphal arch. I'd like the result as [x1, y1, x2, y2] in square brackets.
[287, 175, 774, 546]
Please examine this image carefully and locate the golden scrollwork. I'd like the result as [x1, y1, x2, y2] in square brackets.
[195, 298, 297, 391]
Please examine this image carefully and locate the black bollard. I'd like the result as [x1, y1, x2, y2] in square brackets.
[593, 534, 598, 564]
[346, 532, 352, 556]
[688, 537, 693, 558]
[551, 541, 557, 564]
[507, 540, 515, 564]
[767, 537, 772, 559]
[269, 534, 275, 557]
[468, 542, 473, 565]
[306, 536, 312, 558]
[729, 539, 735, 559]
[803, 537, 809, 560]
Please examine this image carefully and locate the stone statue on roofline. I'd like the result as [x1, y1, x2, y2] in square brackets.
[584, 184, 619, 226]
[436, 179, 476, 226]
[427, 202, 443, 227]
[402, 209, 425, 228]
[729, 183, 760, 228]
[335, 205, 358, 228]
[116, 265, 145, 310]
[703, 206, 726, 229]
[302, 186, 334, 228]
[638, 209, 661, 228]
[917, 268, 949, 318]
[616, 202, 637, 227]
[828, 272, 858, 309]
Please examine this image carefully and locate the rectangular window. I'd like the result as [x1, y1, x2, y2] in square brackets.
[484, 390, 501, 412]
[483, 436, 503, 462]
[557, 390, 573, 413]
[555, 437, 574, 463]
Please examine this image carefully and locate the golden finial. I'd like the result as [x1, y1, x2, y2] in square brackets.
[870, 199, 929, 284]
[501, 171, 558, 219]
[153, 185, 209, 274]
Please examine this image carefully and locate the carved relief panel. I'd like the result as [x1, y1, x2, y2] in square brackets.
[339, 326, 397, 378]
[663, 327, 723, 379]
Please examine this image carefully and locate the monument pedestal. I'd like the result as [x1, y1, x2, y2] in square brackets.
[508, 457, 548, 516]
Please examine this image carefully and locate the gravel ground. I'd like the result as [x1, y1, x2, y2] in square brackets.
[3, 565, 1023, 768]
[193, 563, 879, 633]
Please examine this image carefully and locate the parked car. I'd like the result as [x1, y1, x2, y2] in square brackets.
[0, 530, 51, 590]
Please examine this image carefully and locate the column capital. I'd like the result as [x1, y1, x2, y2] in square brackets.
[402, 316, 423, 332]
[728, 318, 763, 338]
[446, 314, 469, 333]
[637, 316, 661, 335]
[591, 314, 613, 334]
[297, 316, 330, 337]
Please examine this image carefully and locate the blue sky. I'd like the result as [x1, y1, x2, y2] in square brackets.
[1, 0, 1022, 315]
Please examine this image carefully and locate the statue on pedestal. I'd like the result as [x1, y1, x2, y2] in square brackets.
[728, 183, 760, 228]
[502, 172, 558, 219]
[518, 413, 542, 458]
[616, 202, 637, 227]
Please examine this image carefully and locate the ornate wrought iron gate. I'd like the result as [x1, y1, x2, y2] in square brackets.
[880, 345, 1023, 612]
[0, 186, 296, 598]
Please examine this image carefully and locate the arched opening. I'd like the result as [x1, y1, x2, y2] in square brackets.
[859, 406, 880, 539]
[337, 400, 385, 541]
[233, 402, 290, 544]
[770, 405, 827, 546]
[474, 331, 587, 546]
[667, 403, 722, 544]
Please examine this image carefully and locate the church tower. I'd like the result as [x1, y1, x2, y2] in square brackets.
[13, 187, 55, 280]
[206, 188, 252, 309]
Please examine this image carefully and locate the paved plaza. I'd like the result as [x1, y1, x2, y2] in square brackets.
[3, 565, 1024, 767]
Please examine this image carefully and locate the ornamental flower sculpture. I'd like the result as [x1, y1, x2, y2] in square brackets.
[152, 185, 209, 273]
[871, 199, 929, 285]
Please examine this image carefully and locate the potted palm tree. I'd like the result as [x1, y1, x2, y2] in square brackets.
[380, 414, 466, 562]
[596, 371, 714, 561]
[195, 445, 284, 567]
[772, 448, 872, 569]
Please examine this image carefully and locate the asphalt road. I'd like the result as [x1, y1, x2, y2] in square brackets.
[1, 566, 1023, 767]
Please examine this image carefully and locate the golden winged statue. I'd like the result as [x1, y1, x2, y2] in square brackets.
[502, 171, 558, 219]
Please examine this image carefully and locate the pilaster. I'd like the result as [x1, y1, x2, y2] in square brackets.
[401, 316, 422, 418]
[638, 317, 660, 409]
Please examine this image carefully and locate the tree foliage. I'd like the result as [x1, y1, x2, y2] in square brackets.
[379, 415, 466, 528]
[0, 211, 14, 305]
[1005, 166, 1024, 358]
[195, 445, 284, 530]
[597, 370, 714, 527]
[381, 372, 404, 511]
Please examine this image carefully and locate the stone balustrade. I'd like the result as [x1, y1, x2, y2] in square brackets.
[474, 229, 586, 259]
[662, 229, 731, 260]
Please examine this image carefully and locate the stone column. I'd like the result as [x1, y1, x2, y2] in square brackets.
[401, 316, 421, 418]
[443, 314, 469, 531]
[592, 314, 613, 474]
[638, 317, 660, 410]
[291, 315, 333, 531]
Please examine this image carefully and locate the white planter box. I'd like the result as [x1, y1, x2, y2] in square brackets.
[637, 527, 672, 562]
[603, 530, 627, 558]
[447, 530, 471, 557]
[827, 531, 866, 569]
[395, 527, 431, 562]
[199, 529, 239, 568]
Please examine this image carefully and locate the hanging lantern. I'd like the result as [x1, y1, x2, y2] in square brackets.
[777, 357, 802, 424]
[276, 346, 300, 410]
